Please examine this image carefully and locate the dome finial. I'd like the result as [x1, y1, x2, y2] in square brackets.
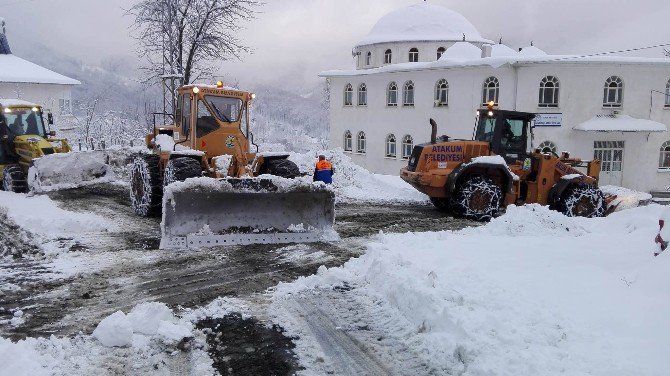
[462, 33, 466, 42]
[499, 37, 503, 44]
[530, 40, 534, 46]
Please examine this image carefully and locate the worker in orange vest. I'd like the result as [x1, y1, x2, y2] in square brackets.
[313, 155, 334, 184]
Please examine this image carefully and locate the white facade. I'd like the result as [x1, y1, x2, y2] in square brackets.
[323, 3, 670, 192]
[0, 24, 79, 116]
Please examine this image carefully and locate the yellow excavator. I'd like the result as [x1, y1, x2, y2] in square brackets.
[0, 99, 110, 192]
[130, 82, 335, 249]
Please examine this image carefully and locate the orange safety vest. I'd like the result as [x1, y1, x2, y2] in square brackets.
[316, 160, 332, 171]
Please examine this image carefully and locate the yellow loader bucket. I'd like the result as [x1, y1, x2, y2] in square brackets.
[160, 177, 337, 249]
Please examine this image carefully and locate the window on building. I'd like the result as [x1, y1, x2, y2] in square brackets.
[482, 76, 500, 106]
[437, 47, 446, 60]
[59, 99, 72, 115]
[403, 81, 415, 106]
[344, 84, 353, 106]
[344, 130, 352, 152]
[384, 49, 392, 64]
[385, 134, 397, 158]
[357, 131, 366, 154]
[539, 76, 560, 108]
[387, 82, 398, 107]
[603, 76, 624, 108]
[365, 51, 372, 66]
[665, 79, 670, 107]
[402, 135, 414, 159]
[435, 79, 449, 107]
[358, 83, 367, 106]
[409, 48, 419, 63]
[538, 140, 557, 155]
[660, 141, 670, 168]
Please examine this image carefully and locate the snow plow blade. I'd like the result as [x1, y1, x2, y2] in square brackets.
[160, 177, 337, 249]
[28, 151, 114, 192]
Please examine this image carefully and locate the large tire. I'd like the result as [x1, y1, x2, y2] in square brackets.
[164, 157, 202, 187]
[264, 159, 300, 179]
[2, 165, 27, 193]
[450, 176, 502, 221]
[430, 197, 451, 212]
[130, 154, 163, 217]
[554, 183, 605, 218]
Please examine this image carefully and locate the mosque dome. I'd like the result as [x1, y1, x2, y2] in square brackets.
[355, 3, 493, 47]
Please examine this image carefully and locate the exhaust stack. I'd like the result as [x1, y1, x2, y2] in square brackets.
[430, 118, 438, 144]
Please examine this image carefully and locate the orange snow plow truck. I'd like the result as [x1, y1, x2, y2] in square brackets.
[400, 108, 606, 220]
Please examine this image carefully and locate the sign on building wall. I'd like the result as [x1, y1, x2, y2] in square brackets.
[534, 113, 562, 127]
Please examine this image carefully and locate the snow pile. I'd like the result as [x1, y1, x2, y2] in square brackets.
[0, 336, 50, 376]
[272, 204, 669, 374]
[29, 149, 116, 192]
[289, 149, 428, 204]
[0, 191, 117, 237]
[574, 114, 666, 132]
[92, 302, 191, 348]
[602, 185, 652, 210]
[92, 311, 134, 347]
[466, 204, 590, 237]
[0, 302, 208, 375]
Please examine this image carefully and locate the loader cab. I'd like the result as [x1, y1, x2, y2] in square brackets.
[475, 109, 535, 163]
[174, 83, 253, 157]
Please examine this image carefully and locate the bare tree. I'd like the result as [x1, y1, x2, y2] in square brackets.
[128, 0, 260, 86]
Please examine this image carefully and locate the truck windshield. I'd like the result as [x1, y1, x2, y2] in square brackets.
[205, 96, 242, 123]
[3, 108, 46, 138]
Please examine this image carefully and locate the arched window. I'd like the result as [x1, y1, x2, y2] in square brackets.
[357, 131, 366, 154]
[384, 49, 392, 64]
[343, 130, 352, 152]
[387, 82, 398, 107]
[402, 135, 414, 159]
[403, 81, 415, 106]
[343, 84, 353, 106]
[482, 76, 500, 106]
[603, 76, 624, 108]
[660, 141, 670, 168]
[665, 79, 670, 107]
[539, 76, 560, 108]
[435, 79, 449, 107]
[437, 47, 446, 60]
[538, 140, 557, 155]
[409, 48, 419, 63]
[358, 83, 367, 106]
[365, 51, 372, 66]
[386, 134, 397, 158]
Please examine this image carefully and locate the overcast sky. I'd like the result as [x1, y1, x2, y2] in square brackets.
[2, 0, 669, 90]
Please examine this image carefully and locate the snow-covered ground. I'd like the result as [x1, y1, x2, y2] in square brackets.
[0, 145, 664, 375]
[271, 204, 669, 375]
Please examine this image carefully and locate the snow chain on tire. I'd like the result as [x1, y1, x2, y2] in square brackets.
[164, 157, 202, 187]
[450, 175, 502, 221]
[2, 165, 27, 193]
[130, 154, 163, 217]
[556, 183, 605, 218]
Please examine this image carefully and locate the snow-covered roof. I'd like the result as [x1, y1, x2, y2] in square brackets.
[519, 46, 547, 56]
[491, 44, 518, 58]
[321, 48, 670, 77]
[0, 98, 39, 107]
[355, 3, 494, 47]
[439, 42, 482, 61]
[573, 115, 667, 132]
[0, 54, 80, 85]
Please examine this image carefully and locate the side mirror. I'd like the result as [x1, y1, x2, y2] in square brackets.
[47, 113, 54, 125]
